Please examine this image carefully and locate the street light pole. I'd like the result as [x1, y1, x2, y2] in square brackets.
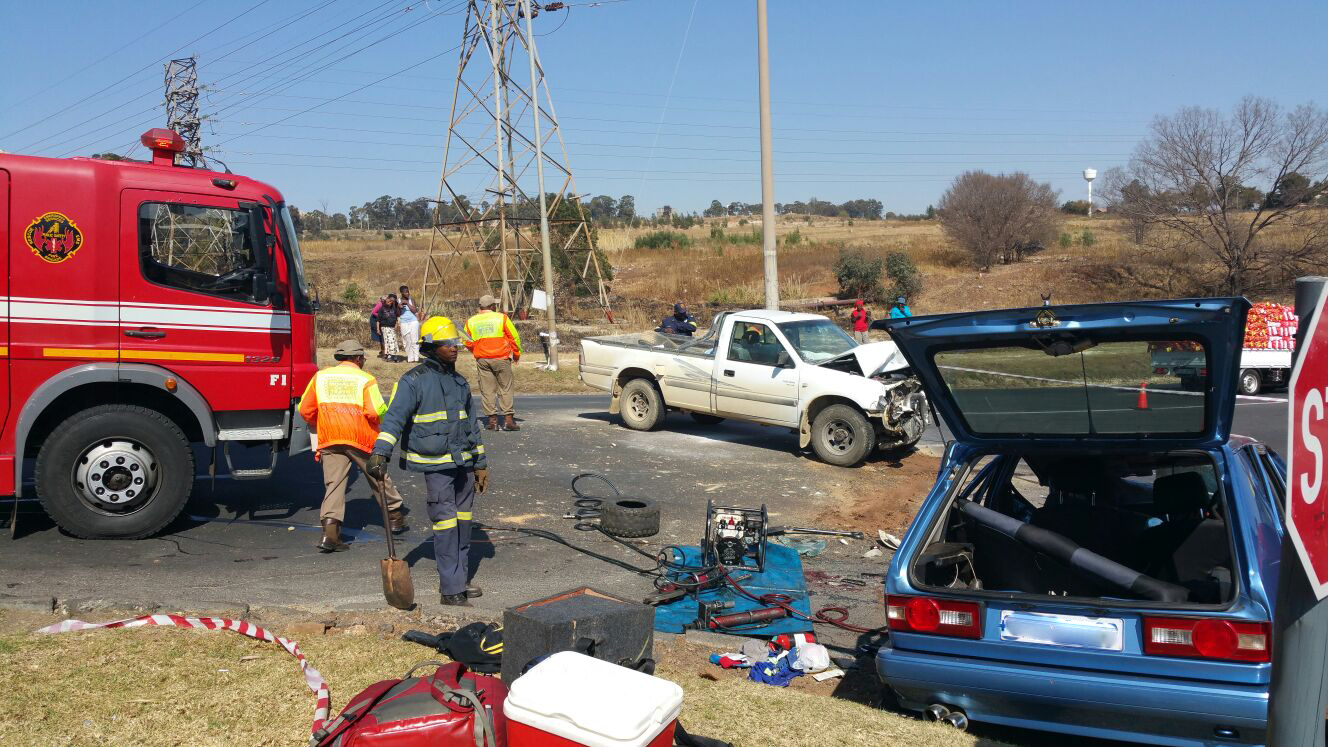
[522, 0, 558, 371]
[756, 0, 779, 310]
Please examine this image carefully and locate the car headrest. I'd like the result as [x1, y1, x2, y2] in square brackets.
[1153, 472, 1210, 514]
[1043, 458, 1112, 497]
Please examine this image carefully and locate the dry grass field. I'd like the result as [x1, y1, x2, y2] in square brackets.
[300, 212, 1307, 356]
[301, 216, 1118, 335]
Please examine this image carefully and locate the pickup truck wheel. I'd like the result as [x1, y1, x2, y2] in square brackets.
[811, 404, 874, 467]
[35, 405, 194, 539]
[1238, 368, 1262, 396]
[689, 413, 725, 425]
[620, 378, 665, 431]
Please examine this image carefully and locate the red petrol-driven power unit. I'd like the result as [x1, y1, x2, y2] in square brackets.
[0, 130, 318, 538]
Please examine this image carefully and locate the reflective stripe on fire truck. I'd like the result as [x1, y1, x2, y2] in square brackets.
[2, 297, 291, 334]
[41, 348, 246, 363]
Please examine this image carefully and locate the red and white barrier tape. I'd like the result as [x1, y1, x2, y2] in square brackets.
[37, 614, 330, 735]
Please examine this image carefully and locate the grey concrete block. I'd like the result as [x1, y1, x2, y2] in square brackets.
[0, 595, 55, 613]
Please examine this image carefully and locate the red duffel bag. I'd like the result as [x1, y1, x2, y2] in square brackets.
[312, 661, 507, 747]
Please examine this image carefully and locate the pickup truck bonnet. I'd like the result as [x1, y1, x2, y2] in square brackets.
[877, 298, 1250, 447]
[819, 340, 910, 376]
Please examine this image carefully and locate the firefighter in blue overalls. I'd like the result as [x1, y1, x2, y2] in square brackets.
[367, 316, 489, 606]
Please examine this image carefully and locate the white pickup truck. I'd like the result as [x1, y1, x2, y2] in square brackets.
[578, 310, 929, 466]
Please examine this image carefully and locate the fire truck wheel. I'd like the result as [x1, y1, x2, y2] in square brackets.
[36, 405, 194, 539]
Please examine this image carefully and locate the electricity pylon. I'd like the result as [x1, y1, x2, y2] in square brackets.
[420, 0, 612, 322]
[164, 57, 203, 167]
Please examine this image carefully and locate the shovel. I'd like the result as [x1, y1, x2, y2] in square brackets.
[374, 481, 414, 610]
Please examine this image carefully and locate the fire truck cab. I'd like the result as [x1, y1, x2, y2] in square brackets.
[0, 129, 317, 539]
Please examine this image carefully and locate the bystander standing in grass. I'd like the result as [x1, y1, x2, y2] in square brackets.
[850, 299, 870, 344]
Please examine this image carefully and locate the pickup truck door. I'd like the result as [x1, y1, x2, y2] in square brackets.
[713, 320, 800, 426]
[657, 350, 715, 413]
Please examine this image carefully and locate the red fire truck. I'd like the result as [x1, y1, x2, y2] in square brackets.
[0, 129, 317, 539]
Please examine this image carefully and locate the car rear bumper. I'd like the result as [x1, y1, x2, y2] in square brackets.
[878, 645, 1267, 746]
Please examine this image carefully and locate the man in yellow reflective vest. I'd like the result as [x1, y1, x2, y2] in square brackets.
[298, 339, 407, 552]
[464, 294, 522, 431]
[368, 317, 489, 606]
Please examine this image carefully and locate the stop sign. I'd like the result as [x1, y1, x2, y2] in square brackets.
[1288, 289, 1328, 599]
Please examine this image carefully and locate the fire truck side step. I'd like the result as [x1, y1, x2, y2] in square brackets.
[223, 441, 279, 480]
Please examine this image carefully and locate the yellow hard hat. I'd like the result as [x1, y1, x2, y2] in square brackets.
[419, 316, 461, 346]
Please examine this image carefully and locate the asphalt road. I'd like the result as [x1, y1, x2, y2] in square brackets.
[1, 395, 892, 627]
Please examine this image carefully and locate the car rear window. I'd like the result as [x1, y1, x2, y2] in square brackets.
[933, 339, 1207, 436]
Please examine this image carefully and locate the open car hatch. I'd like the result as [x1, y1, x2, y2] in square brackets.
[877, 298, 1251, 446]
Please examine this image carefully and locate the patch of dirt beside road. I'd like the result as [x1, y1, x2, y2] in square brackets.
[812, 447, 944, 538]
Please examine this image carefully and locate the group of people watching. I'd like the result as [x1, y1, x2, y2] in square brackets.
[369, 286, 422, 363]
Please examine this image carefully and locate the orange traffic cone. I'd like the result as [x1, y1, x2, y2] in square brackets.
[1135, 381, 1150, 410]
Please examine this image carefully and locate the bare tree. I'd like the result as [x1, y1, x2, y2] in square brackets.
[937, 171, 1062, 270]
[1102, 97, 1328, 296]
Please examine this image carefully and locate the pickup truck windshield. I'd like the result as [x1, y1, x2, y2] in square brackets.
[933, 338, 1207, 436]
[777, 319, 857, 363]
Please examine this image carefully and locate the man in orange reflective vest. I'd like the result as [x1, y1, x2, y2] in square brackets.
[464, 294, 522, 431]
[298, 339, 407, 552]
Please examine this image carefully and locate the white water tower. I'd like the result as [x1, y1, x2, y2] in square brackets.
[1083, 168, 1097, 217]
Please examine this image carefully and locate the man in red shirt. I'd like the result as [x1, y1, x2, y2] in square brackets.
[850, 299, 870, 344]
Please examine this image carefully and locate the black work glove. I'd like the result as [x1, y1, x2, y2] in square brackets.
[366, 453, 388, 480]
[474, 468, 489, 494]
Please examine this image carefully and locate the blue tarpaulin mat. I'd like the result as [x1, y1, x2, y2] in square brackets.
[652, 543, 814, 635]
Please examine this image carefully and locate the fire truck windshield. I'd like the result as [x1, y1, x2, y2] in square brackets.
[277, 202, 314, 313]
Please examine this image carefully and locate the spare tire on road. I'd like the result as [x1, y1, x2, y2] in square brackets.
[600, 497, 661, 538]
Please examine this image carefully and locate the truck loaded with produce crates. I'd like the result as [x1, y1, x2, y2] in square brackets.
[1149, 301, 1296, 395]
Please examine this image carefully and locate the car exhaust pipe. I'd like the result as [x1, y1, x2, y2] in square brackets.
[942, 710, 969, 731]
[925, 703, 950, 721]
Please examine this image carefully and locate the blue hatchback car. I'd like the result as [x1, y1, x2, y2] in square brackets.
[874, 298, 1286, 747]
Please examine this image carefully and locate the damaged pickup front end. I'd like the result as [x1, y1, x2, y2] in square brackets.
[801, 341, 931, 453]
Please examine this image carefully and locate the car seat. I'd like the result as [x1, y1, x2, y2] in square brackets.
[1141, 472, 1232, 602]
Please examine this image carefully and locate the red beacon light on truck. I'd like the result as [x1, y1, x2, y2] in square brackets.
[140, 128, 186, 166]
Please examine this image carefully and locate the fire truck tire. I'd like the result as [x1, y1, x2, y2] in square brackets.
[600, 497, 661, 538]
[35, 405, 194, 540]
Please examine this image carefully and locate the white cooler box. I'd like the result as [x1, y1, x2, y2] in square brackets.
[504, 651, 685, 747]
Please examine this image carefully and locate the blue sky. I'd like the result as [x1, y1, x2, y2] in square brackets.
[2, 0, 1324, 216]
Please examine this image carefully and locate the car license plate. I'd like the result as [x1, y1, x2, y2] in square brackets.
[999, 610, 1124, 651]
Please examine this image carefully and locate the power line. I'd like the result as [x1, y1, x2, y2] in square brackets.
[45, 0, 441, 158]
[7, 0, 210, 112]
[3, 0, 278, 144]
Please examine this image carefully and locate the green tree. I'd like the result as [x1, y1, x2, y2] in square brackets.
[884, 251, 922, 302]
[703, 200, 726, 218]
[1263, 172, 1315, 208]
[833, 249, 886, 302]
[616, 195, 636, 221]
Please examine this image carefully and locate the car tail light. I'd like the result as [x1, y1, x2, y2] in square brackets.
[1153, 367, 1167, 375]
[1199, 368, 1208, 377]
[1143, 617, 1269, 663]
[885, 595, 981, 638]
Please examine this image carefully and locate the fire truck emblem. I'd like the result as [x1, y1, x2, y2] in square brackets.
[24, 212, 84, 264]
